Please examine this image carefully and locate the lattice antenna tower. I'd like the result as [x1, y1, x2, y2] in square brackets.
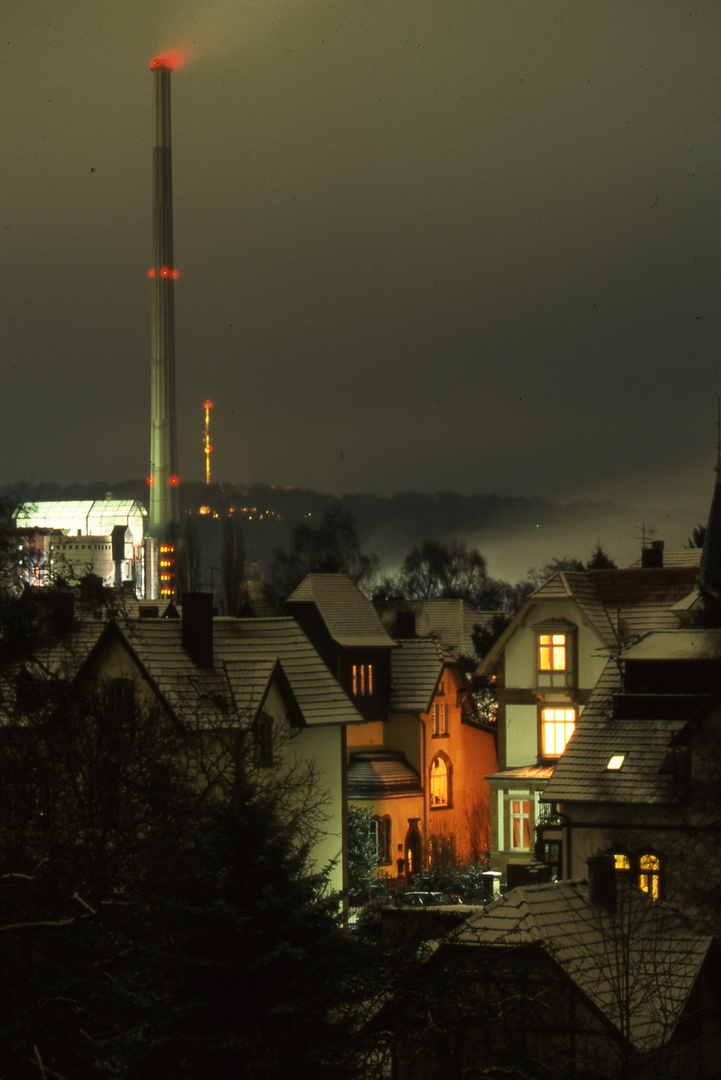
[203, 400, 214, 485]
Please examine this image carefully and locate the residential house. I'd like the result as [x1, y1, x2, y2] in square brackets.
[537, 466, 721, 910]
[391, 860, 721, 1078]
[540, 629, 721, 912]
[285, 575, 497, 879]
[479, 546, 700, 873]
[22, 594, 363, 896]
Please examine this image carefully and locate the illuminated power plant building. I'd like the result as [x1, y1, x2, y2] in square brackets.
[147, 55, 181, 599]
[13, 499, 148, 593]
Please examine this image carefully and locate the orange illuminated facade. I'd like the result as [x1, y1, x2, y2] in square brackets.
[285, 576, 498, 882]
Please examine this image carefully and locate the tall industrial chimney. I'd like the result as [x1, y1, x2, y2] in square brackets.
[148, 55, 180, 598]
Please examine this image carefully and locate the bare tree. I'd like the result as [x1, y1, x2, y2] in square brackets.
[220, 513, 247, 616]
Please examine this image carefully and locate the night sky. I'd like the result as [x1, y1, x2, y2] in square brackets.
[3, 3, 720, 538]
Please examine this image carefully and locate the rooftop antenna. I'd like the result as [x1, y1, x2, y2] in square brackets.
[635, 523, 656, 550]
[203, 400, 214, 485]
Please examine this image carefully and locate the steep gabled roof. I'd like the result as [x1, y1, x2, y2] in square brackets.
[216, 618, 363, 727]
[621, 628, 721, 661]
[286, 574, 396, 649]
[80, 616, 363, 730]
[590, 567, 700, 640]
[447, 878, 714, 1053]
[480, 572, 616, 672]
[388, 636, 458, 713]
[480, 564, 701, 673]
[27, 621, 107, 682]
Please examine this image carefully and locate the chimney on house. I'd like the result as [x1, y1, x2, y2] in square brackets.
[395, 609, 417, 638]
[641, 539, 664, 569]
[587, 853, 617, 911]
[181, 592, 214, 668]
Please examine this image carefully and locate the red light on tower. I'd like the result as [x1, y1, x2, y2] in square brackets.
[150, 51, 185, 71]
[169, 474, 180, 487]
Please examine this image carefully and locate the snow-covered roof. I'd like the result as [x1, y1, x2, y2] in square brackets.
[286, 574, 396, 649]
[446, 877, 714, 1053]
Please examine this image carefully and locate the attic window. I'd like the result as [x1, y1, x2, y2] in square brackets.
[352, 664, 374, 697]
[606, 754, 626, 770]
[536, 625, 576, 688]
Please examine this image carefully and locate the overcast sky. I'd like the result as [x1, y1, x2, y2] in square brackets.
[3, 2, 720, 530]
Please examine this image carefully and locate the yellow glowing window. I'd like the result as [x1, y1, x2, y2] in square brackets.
[541, 708, 576, 756]
[511, 799, 532, 849]
[429, 757, 449, 807]
[614, 853, 630, 871]
[539, 634, 567, 672]
[639, 854, 661, 900]
[607, 754, 626, 770]
[352, 664, 374, 697]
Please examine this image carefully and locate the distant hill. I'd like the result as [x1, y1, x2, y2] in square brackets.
[4, 478, 702, 586]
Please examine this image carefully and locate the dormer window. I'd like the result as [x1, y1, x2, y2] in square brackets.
[352, 664, 374, 697]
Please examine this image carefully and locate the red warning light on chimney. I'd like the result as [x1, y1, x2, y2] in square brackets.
[169, 474, 180, 487]
[150, 51, 184, 71]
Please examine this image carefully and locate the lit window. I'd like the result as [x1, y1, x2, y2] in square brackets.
[541, 708, 576, 757]
[607, 754, 626, 770]
[639, 854, 661, 900]
[429, 757, 449, 808]
[539, 633, 566, 672]
[537, 631, 573, 687]
[613, 853, 631, 872]
[432, 702, 448, 736]
[352, 664, 374, 697]
[511, 799, 532, 849]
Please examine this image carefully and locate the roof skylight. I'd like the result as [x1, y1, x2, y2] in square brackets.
[606, 754, 626, 770]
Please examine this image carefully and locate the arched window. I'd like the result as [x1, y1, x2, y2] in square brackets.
[404, 821, 422, 879]
[429, 756, 450, 808]
[638, 853, 661, 900]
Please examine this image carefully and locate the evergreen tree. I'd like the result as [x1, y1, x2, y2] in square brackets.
[131, 767, 352, 1080]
